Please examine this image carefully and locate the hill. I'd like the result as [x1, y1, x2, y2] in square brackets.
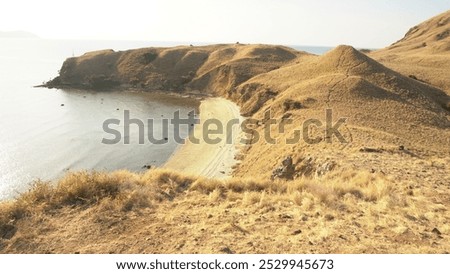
[231, 45, 449, 179]
[2, 12, 449, 254]
[371, 10, 450, 94]
[46, 44, 302, 95]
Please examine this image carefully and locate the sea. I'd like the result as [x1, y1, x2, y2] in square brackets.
[0, 38, 332, 200]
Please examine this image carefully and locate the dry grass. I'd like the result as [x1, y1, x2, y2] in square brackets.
[0, 170, 194, 234]
[191, 169, 392, 205]
[20, 11, 449, 254]
[372, 10, 450, 94]
[1, 167, 447, 254]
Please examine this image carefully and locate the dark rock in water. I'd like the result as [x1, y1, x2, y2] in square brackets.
[142, 165, 152, 170]
[61, 104, 64, 106]
[116, 108, 119, 111]
[164, 137, 168, 141]
[271, 156, 295, 180]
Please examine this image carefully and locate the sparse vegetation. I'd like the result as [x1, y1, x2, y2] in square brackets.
[1, 167, 448, 253]
[17, 10, 450, 254]
[141, 52, 158, 64]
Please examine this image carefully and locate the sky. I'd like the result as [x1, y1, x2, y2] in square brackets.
[1, 0, 449, 48]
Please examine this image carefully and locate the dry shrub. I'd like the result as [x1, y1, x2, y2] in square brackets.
[119, 190, 153, 212]
[0, 167, 394, 240]
[0, 202, 21, 238]
[0, 171, 139, 224]
[190, 178, 224, 194]
[142, 169, 198, 201]
[191, 177, 285, 194]
[242, 192, 262, 205]
[53, 171, 133, 206]
[190, 169, 393, 208]
[208, 189, 223, 203]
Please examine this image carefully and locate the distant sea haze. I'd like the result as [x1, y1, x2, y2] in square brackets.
[291, 45, 333, 55]
[0, 30, 40, 39]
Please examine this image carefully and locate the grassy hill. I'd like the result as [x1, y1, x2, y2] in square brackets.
[371, 10, 450, 95]
[1, 12, 449, 254]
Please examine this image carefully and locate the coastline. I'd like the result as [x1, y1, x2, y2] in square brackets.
[2, 10, 450, 255]
[163, 97, 243, 178]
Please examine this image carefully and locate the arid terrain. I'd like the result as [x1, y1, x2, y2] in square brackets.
[1, 11, 449, 253]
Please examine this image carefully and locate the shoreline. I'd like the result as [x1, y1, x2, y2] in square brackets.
[163, 97, 243, 178]
[47, 86, 241, 178]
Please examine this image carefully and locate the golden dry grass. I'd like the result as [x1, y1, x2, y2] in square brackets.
[0, 167, 448, 254]
[29, 10, 450, 254]
[372, 10, 450, 94]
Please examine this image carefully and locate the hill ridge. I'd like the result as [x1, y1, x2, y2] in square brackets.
[389, 10, 450, 53]
[372, 10, 450, 94]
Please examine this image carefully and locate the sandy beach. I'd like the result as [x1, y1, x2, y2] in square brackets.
[163, 97, 243, 178]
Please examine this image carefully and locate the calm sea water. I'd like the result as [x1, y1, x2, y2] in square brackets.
[0, 39, 199, 200]
[0, 39, 330, 200]
[291, 45, 333, 55]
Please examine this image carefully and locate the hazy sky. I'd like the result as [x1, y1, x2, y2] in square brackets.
[1, 0, 449, 47]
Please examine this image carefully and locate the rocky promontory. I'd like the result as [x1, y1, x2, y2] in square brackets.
[45, 44, 304, 115]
